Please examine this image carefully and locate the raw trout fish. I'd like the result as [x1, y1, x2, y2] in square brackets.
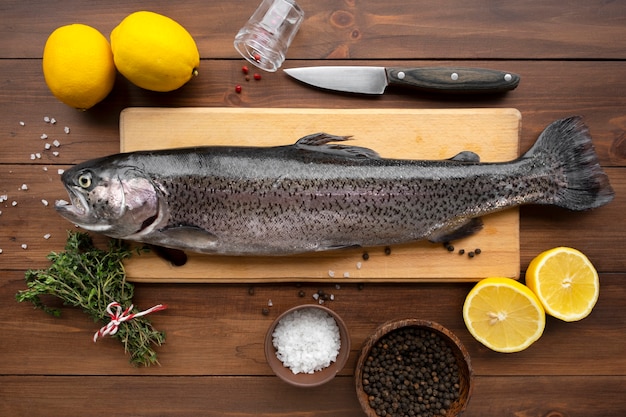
[55, 117, 614, 256]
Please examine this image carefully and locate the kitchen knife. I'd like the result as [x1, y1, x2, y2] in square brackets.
[283, 66, 520, 95]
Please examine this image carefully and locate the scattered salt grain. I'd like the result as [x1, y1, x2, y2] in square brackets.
[272, 308, 341, 374]
[50, 118, 56, 124]
[356, 261, 362, 270]
[41, 199, 49, 207]
[19, 121, 25, 126]
[42, 166, 48, 172]
[0, 249, 3, 254]
[0, 195, 7, 202]
[20, 184, 28, 191]
[12, 201, 18, 207]
[343, 272, 350, 278]
[312, 293, 320, 300]
[44, 143, 51, 150]
[40, 133, 48, 140]
[43, 234, 51, 240]
[64, 126, 70, 134]
[21, 243, 28, 250]
[328, 270, 335, 278]
[44, 116, 50, 123]
[268, 299, 273, 307]
[330, 294, 335, 301]
[30, 154, 36, 160]
[53, 139, 60, 147]
[53, 151, 60, 157]
[35, 153, 41, 159]
[57, 169, 64, 175]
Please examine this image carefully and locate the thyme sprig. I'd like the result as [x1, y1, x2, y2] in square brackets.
[16, 231, 165, 367]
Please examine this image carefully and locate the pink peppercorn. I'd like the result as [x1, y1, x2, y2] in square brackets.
[235, 85, 242, 93]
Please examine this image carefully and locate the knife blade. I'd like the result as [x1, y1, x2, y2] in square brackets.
[283, 66, 520, 95]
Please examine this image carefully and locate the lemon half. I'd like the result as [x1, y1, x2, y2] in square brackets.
[526, 247, 599, 322]
[463, 277, 546, 353]
[110, 11, 199, 92]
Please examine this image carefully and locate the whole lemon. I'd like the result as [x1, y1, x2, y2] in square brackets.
[42, 24, 116, 110]
[110, 11, 200, 92]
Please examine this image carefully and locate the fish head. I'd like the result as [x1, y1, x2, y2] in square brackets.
[55, 160, 161, 238]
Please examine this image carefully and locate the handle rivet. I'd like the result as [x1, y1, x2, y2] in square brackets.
[397, 71, 406, 80]
[451, 72, 459, 81]
[504, 73, 513, 82]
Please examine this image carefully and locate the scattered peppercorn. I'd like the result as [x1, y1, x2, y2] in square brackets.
[245, 75, 250, 81]
[248, 286, 255, 295]
[458, 249, 465, 255]
[298, 290, 306, 297]
[242, 65, 249, 74]
[362, 252, 370, 261]
[261, 307, 270, 315]
[358, 283, 365, 291]
[474, 248, 482, 255]
[446, 244, 455, 252]
[235, 84, 242, 93]
[468, 251, 475, 258]
[384, 246, 391, 255]
[253, 73, 262, 80]
[361, 326, 462, 417]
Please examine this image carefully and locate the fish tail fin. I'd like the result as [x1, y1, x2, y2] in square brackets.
[524, 116, 614, 210]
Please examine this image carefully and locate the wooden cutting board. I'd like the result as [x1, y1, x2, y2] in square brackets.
[119, 107, 521, 283]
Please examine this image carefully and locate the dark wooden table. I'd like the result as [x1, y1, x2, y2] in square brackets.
[1, 1, 625, 416]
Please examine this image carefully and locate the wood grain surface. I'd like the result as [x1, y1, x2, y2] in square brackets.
[1, 1, 625, 416]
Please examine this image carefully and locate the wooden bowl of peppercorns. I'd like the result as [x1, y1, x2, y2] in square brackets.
[355, 319, 473, 417]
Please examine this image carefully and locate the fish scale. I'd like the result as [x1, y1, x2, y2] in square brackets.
[55, 118, 613, 256]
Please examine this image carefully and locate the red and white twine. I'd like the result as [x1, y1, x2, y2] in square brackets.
[94, 301, 167, 342]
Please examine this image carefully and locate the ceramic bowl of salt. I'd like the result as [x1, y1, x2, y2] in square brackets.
[264, 304, 351, 387]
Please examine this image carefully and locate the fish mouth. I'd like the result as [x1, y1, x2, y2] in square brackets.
[54, 185, 94, 225]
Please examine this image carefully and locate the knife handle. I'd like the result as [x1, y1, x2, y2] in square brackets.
[386, 67, 520, 94]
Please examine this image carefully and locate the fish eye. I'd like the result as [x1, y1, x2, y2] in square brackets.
[77, 172, 92, 189]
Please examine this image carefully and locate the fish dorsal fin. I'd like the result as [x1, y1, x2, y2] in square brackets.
[448, 151, 480, 163]
[294, 133, 381, 159]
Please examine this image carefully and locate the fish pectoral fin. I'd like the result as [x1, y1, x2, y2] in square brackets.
[294, 133, 381, 160]
[158, 226, 218, 251]
[427, 217, 484, 243]
[448, 151, 480, 163]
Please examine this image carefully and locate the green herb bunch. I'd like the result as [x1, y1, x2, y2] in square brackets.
[16, 231, 166, 367]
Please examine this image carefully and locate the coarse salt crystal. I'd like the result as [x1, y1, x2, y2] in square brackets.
[343, 272, 350, 278]
[0, 249, 3, 254]
[44, 116, 50, 123]
[64, 126, 70, 134]
[44, 143, 51, 150]
[43, 234, 51, 240]
[12, 201, 18, 207]
[41, 199, 49, 207]
[53, 139, 60, 147]
[35, 153, 41, 159]
[330, 294, 335, 301]
[53, 151, 60, 157]
[43, 166, 48, 172]
[20, 184, 28, 191]
[50, 118, 56, 124]
[30, 154, 36, 160]
[0, 194, 7, 202]
[19, 121, 25, 126]
[57, 169, 64, 175]
[328, 270, 335, 278]
[268, 299, 273, 307]
[21, 243, 28, 250]
[41, 133, 48, 140]
[312, 293, 319, 300]
[356, 262, 362, 270]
